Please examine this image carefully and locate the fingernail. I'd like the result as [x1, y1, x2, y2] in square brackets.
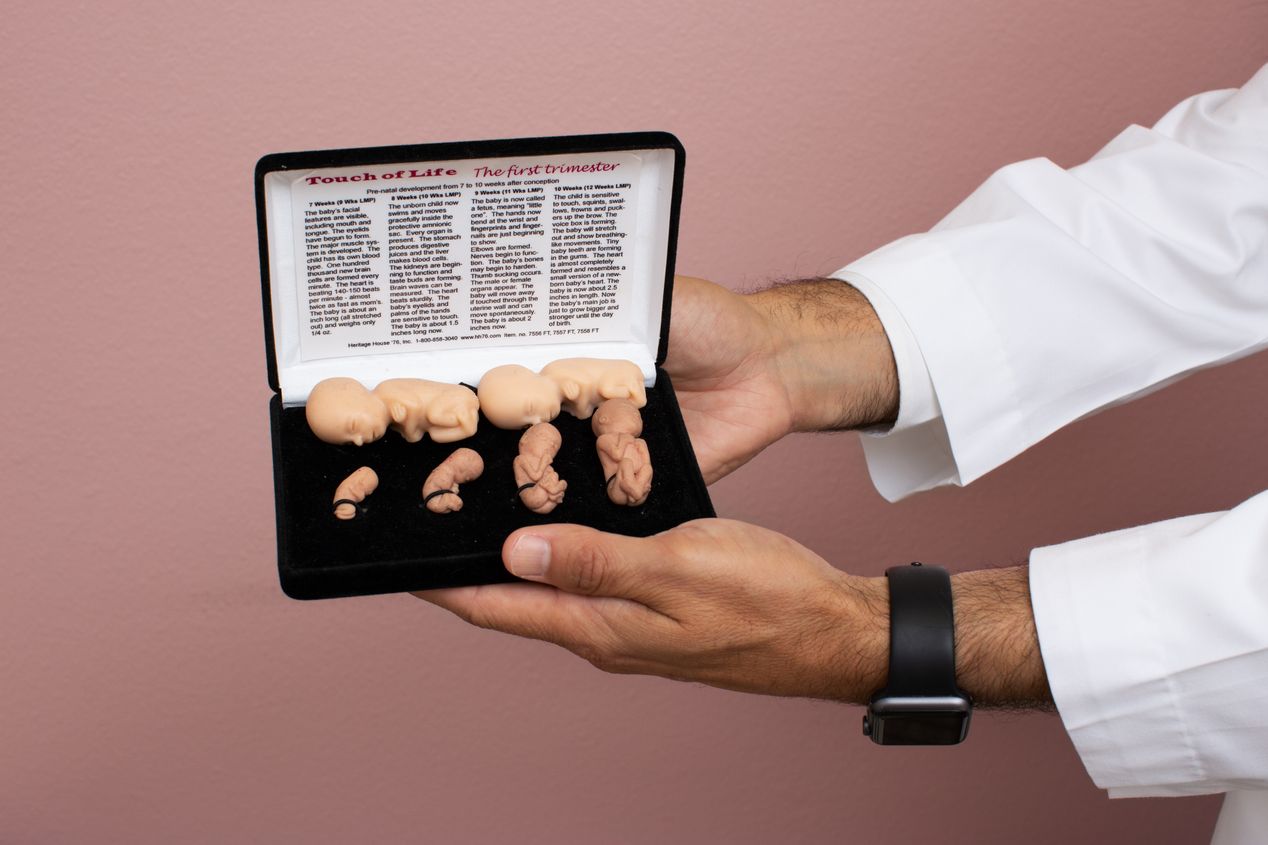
[508, 535, 550, 578]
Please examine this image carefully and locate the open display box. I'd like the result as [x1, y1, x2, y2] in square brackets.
[256, 133, 714, 599]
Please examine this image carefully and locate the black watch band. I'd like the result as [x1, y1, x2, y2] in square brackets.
[863, 562, 972, 745]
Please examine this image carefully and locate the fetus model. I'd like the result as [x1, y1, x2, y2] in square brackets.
[306, 378, 391, 446]
[513, 423, 568, 514]
[540, 358, 647, 420]
[422, 448, 485, 514]
[332, 466, 379, 520]
[372, 379, 479, 443]
[592, 398, 652, 507]
[478, 365, 563, 430]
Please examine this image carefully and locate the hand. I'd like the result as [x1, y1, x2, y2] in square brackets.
[666, 275, 900, 484]
[415, 520, 1053, 708]
[665, 276, 797, 483]
[414, 518, 889, 703]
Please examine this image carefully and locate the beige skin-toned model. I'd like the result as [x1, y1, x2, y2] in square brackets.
[514, 423, 567, 514]
[332, 466, 379, 520]
[372, 379, 479, 443]
[422, 448, 484, 514]
[306, 378, 391, 446]
[592, 398, 652, 507]
[478, 365, 563, 430]
[540, 358, 648, 420]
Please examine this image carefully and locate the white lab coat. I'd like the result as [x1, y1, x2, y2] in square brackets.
[835, 64, 1268, 843]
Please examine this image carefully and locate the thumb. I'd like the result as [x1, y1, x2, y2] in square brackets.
[503, 524, 668, 600]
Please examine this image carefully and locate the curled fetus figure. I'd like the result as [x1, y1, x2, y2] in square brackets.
[478, 365, 563, 430]
[592, 398, 652, 507]
[373, 379, 479, 443]
[307, 378, 390, 446]
[540, 358, 647, 420]
[422, 448, 484, 514]
[332, 466, 379, 520]
[514, 423, 567, 514]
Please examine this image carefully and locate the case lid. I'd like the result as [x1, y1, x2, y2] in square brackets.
[256, 132, 684, 405]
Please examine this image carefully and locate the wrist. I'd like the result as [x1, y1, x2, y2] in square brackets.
[835, 567, 1053, 711]
[822, 573, 889, 704]
[747, 280, 899, 432]
[951, 567, 1053, 709]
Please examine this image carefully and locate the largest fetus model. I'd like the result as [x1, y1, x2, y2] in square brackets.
[540, 358, 647, 419]
[372, 379, 479, 443]
[478, 365, 563, 429]
[306, 377, 391, 446]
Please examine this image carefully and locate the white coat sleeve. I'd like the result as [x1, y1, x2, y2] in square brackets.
[835, 63, 1268, 503]
[830, 64, 1268, 799]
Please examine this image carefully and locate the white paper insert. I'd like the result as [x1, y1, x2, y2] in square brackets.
[265, 148, 675, 404]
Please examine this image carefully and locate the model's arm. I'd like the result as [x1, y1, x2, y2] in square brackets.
[418, 66, 1268, 799]
[658, 275, 898, 484]
[748, 279, 900, 433]
[834, 65, 1268, 798]
[841, 64, 1268, 500]
[418, 519, 1050, 708]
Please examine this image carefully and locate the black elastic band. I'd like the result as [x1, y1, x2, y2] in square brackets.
[423, 488, 457, 504]
[332, 498, 361, 515]
[605, 474, 617, 488]
[517, 482, 537, 494]
[880, 563, 961, 696]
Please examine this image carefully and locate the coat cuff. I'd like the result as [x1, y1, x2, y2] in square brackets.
[834, 238, 1025, 500]
[1030, 496, 1268, 797]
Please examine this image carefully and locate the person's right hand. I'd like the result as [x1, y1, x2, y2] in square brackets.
[664, 276, 797, 483]
[666, 275, 899, 484]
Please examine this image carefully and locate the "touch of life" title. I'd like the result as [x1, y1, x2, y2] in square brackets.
[304, 167, 456, 185]
[303, 160, 622, 186]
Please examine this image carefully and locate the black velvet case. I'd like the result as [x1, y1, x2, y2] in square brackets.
[256, 133, 714, 600]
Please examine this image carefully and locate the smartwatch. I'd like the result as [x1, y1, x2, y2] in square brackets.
[863, 562, 972, 745]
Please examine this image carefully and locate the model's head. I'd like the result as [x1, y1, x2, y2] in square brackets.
[520, 421, 563, 453]
[592, 398, 643, 438]
[306, 378, 390, 446]
[478, 365, 562, 429]
[445, 447, 485, 478]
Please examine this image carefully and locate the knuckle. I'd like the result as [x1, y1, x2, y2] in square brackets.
[572, 640, 609, 669]
[460, 587, 500, 631]
[571, 540, 615, 595]
[568, 621, 630, 674]
[464, 602, 494, 631]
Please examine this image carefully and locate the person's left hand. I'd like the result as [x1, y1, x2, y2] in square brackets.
[413, 519, 887, 703]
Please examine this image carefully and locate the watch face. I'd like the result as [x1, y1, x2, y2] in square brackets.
[871, 712, 969, 745]
[866, 695, 971, 745]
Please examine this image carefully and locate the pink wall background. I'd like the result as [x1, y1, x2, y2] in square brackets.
[3, 1, 1265, 842]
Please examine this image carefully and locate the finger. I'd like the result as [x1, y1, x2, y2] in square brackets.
[502, 523, 675, 602]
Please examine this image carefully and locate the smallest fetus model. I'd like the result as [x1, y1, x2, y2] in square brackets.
[540, 358, 647, 420]
[422, 448, 484, 514]
[307, 378, 390, 446]
[478, 365, 564, 430]
[333, 466, 379, 520]
[592, 398, 653, 507]
[514, 423, 567, 515]
[373, 379, 479, 443]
